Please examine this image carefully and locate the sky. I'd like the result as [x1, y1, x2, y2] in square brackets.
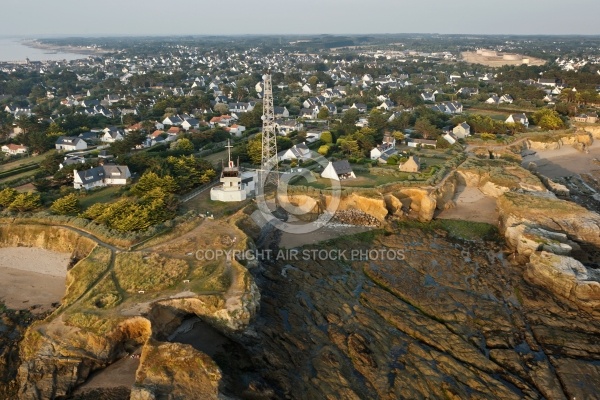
[1, 0, 599, 37]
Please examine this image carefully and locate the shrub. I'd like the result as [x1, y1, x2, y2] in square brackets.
[51, 193, 81, 216]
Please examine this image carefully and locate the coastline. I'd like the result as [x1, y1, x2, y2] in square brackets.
[22, 39, 111, 57]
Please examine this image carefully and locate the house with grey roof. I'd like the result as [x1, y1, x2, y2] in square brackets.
[56, 136, 88, 151]
[73, 164, 131, 190]
[321, 160, 356, 181]
[279, 143, 311, 161]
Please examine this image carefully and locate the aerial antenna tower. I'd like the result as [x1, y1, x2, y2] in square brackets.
[260, 72, 278, 186]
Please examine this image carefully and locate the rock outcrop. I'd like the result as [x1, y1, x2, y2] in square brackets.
[525, 252, 600, 313]
[457, 158, 547, 197]
[243, 227, 600, 399]
[131, 339, 221, 400]
[498, 191, 600, 250]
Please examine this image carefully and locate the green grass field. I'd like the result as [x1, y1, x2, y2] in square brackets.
[0, 151, 51, 173]
[79, 186, 123, 209]
[0, 168, 39, 185]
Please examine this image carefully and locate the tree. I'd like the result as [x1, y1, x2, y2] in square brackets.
[320, 131, 334, 144]
[318, 145, 331, 156]
[40, 151, 63, 174]
[414, 117, 439, 139]
[171, 138, 195, 153]
[0, 188, 17, 208]
[246, 135, 263, 165]
[9, 192, 41, 212]
[392, 131, 405, 141]
[51, 193, 81, 215]
[531, 109, 565, 130]
[339, 140, 361, 157]
[317, 107, 329, 119]
[213, 103, 229, 115]
[367, 109, 387, 133]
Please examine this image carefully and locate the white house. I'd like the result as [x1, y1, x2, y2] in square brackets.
[274, 107, 290, 118]
[305, 131, 323, 144]
[279, 143, 311, 161]
[181, 118, 200, 131]
[227, 124, 246, 137]
[162, 115, 183, 126]
[101, 130, 125, 143]
[59, 156, 86, 170]
[406, 138, 437, 149]
[370, 133, 397, 163]
[56, 136, 88, 151]
[321, 160, 356, 181]
[443, 132, 457, 145]
[1, 144, 28, 155]
[505, 113, 529, 128]
[73, 165, 131, 190]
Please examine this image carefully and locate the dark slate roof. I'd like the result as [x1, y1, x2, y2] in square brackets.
[332, 160, 353, 174]
[76, 166, 105, 184]
[56, 136, 85, 146]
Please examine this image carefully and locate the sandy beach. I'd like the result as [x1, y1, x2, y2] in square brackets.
[521, 140, 600, 178]
[436, 186, 498, 224]
[0, 247, 70, 312]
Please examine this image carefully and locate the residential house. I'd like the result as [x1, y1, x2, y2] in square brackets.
[305, 131, 322, 143]
[1, 144, 28, 155]
[274, 107, 290, 118]
[378, 100, 395, 111]
[56, 136, 88, 151]
[452, 122, 471, 139]
[430, 101, 463, 114]
[279, 143, 311, 161]
[324, 103, 337, 115]
[162, 115, 183, 126]
[209, 115, 234, 127]
[421, 91, 437, 102]
[101, 128, 125, 143]
[167, 126, 181, 136]
[181, 118, 200, 131]
[399, 156, 420, 173]
[227, 124, 246, 137]
[276, 120, 303, 136]
[406, 138, 437, 149]
[443, 132, 458, 145]
[538, 78, 558, 87]
[351, 103, 368, 113]
[73, 165, 131, 190]
[59, 156, 86, 170]
[300, 108, 317, 120]
[370, 133, 397, 163]
[505, 113, 529, 128]
[573, 113, 598, 124]
[321, 160, 356, 181]
[228, 102, 255, 113]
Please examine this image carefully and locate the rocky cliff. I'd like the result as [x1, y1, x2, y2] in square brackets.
[240, 223, 600, 399]
[7, 219, 261, 399]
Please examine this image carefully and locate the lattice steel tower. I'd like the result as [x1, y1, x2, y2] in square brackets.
[260, 73, 278, 186]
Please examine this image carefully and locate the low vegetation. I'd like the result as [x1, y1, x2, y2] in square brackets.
[114, 252, 189, 293]
[62, 246, 112, 306]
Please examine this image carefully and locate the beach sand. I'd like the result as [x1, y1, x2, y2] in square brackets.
[436, 186, 498, 225]
[0, 247, 70, 312]
[521, 141, 600, 178]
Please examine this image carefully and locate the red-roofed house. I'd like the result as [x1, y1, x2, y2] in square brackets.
[1, 143, 28, 155]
